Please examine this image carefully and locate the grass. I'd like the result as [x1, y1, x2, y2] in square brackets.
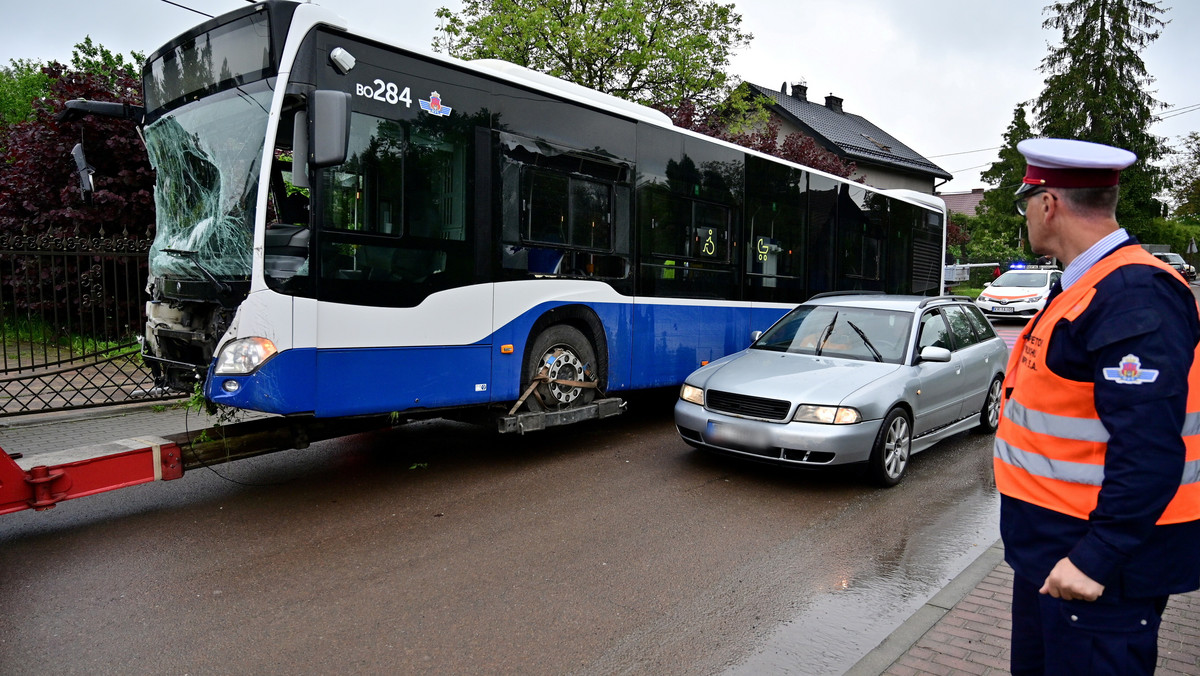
[2, 315, 140, 368]
[948, 286, 983, 299]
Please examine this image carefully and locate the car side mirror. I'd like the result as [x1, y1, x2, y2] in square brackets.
[919, 346, 952, 363]
[983, 282, 991, 287]
[750, 330, 762, 345]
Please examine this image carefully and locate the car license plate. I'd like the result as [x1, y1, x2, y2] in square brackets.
[992, 306, 1014, 313]
[706, 420, 766, 448]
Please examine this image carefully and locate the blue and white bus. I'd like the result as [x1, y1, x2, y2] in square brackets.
[131, 1, 947, 424]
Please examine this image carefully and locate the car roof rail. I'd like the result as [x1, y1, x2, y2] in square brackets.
[806, 290, 881, 301]
[919, 295, 973, 308]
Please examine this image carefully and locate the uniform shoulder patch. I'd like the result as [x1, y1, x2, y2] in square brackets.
[1102, 354, 1160, 384]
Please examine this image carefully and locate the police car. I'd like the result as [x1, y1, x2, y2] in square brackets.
[975, 265, 1062, 319]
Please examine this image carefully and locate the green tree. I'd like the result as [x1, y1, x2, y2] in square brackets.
[955, 211, 1026, 273]
[1033, 0, 1170, 229]
[0, 59, 51, 126]
[971, 104, 1033, 260]
[70, 36, 144, 89]
[2, 38, 143, 130]
[433, 0, 752, 110]
[980, 104, 1034, 198]
[1167, 132, 1200, 221]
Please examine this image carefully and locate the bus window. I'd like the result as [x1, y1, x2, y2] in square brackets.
[527, 170, 567, 246]
[570, 178, 612, 250]
[313, 111, 471, 307]
[692, 201, 728, 261]
[500, 133, 627, 280]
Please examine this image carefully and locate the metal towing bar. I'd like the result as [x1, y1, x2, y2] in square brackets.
[1, 394, 626, 515]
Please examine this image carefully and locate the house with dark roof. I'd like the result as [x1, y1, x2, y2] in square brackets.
[938, 188, 986, 215]
[745, 81, 951, 194]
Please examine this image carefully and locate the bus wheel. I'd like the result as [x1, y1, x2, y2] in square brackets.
[523, 325, 598, 412]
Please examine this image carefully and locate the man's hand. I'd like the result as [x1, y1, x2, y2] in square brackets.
[1040, 557, 1105, 601]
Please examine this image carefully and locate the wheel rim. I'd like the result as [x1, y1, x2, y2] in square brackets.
[539, 346, 586, 406]
[883, 416, 911, 479]
[986, 379, 1003, 428]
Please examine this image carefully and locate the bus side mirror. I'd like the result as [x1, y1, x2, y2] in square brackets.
[310, 90, 351, 168]
[58, 99, 144, 123]
[71, 143, 95, 205]
[291, 110, 309, 189]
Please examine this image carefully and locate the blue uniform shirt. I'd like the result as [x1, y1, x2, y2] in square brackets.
[1001, 235, 1200, 597]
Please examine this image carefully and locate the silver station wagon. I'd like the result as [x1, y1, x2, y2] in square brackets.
[674, 293, 1008, 486]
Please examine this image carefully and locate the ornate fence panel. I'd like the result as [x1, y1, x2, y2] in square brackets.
[0, 229, 179, 417]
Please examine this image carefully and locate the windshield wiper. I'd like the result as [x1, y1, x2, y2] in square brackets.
[815, 312, 838, 356]
[846, 320, 884, 362]
[163, 248, 232, 295]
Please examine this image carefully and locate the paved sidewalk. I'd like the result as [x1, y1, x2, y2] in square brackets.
[848, 541, 1200, 675]
[0, 401, 263, 461]
[5, 405, 1200, 675]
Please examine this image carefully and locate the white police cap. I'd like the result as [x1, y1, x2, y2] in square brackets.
[1015, 138, 1137, 195]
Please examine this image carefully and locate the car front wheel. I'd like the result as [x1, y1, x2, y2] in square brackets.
[869, 407, 911, 487]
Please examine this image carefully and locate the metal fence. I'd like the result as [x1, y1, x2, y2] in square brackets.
[0, 229, 178, 416]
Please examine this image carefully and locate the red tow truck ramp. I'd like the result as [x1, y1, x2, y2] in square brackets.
[1, 436, 183, 515]
[0, 415, 393, 516]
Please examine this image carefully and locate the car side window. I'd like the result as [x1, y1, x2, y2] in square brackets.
[1051, 271, 1062, 286]
[918, 310, 952, 352]
[962, 304, 997, 340]
[944, 306, 980, 349]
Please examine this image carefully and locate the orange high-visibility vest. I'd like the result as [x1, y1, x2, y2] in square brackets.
[994, 245, 1200, 524]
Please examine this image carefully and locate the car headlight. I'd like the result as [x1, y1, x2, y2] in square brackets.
[794, 404, 861, 424]
[679, 384, 705, 406]
[214, 336, 278, 375]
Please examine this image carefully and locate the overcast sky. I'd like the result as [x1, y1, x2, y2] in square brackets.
[3, 0, 1197, 193]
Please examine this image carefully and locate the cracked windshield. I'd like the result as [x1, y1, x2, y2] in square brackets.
[143, 84, 273, 281]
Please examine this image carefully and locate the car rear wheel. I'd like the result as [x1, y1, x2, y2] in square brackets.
[869, 407, 911, 487]
[974, 375, 1004, 433]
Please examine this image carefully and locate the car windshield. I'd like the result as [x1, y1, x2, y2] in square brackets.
[992, 271, 1048, 288]
[1159, 254, 1184, 264]
[754, 305, 912, 363]
[142, 82, 273, 281]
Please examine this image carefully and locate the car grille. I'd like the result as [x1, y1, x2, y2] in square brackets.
[705, 390, 791, 421]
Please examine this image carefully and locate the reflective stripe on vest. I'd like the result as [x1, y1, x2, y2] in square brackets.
[993, 245, 1200, 524]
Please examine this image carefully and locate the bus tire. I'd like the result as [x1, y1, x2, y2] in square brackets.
[523, 325, 597, 412]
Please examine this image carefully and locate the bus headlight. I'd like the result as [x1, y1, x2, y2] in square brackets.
[680, 384, 705, 406]
[214, 337, 278, 375]
[794, 404, 861, 424]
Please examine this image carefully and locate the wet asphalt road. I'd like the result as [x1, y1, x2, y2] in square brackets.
[0, 389, 999, 675]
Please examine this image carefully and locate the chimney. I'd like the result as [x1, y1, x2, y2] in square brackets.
[825, 94, 843, 113]
[791, 82, 808, 102]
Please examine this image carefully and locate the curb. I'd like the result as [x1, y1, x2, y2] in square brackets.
[843, 540, 1006, 676]
[0, 399, 187, 430]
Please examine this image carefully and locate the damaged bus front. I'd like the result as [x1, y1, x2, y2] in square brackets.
[138, 2, 345, 392]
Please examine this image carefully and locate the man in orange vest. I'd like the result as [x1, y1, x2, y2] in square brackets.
[994, 138, 1200, 675]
